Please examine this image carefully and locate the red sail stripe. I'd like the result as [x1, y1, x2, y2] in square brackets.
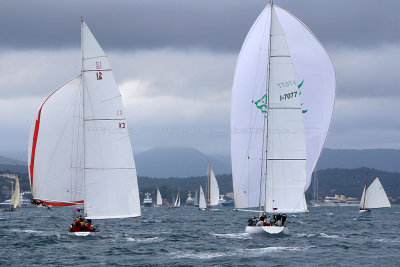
[39, 200, 84, 207]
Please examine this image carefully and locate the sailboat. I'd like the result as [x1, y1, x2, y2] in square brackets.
[3, 176, 21, 212]
[169, 190, 180, 208]
[231, 1, 335, 234]
[155, 189, 163, 206]
[194, 189, 199, 207]
[359, 176, 391, 212]
[198, 185, 207, 210]
[28, 19, 141, 235]
[205, 163, 220, 209]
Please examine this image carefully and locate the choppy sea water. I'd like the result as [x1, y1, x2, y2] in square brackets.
[1, 205, 400, 266]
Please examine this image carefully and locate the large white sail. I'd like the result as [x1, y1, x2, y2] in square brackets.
[156, 189, 162, 206]
[264, 7, 307, 214]
[231, 3, 335, 209]
[81, 21, 141, 219]
[363, 177, 391, 209]
[28, 76, 84, 206]
[208, 167, 220, 206]
[199, 186, 207, 209]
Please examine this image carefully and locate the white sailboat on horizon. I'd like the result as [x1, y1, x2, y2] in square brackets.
[205, 162, 220, 210]
[359, 175, 391, 212]
[3, 176, 21, 212]
[155, 189, 163, 206]
[231, 1, 335, 235]
[28, 19, 141, 235]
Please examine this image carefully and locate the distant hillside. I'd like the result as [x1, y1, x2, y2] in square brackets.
[317, 149, 400, 172]
[0, 156, 26, 166]
[135, 147, 231, 178]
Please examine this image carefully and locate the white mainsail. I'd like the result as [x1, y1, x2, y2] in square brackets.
[173, 190, 180, 207]
[199, 186, 207, 210]
[28, 20, 141, 220]
[359, 185, 367, 209]
[207, 164, 220, 207]
[231, 3, 335, 210]
[361, 177, 391, 209]
[156, 189, 162, 206]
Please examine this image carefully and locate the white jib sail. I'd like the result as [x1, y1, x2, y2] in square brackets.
[177, 196, 181, 207]
[81, 21, 141, 219]
[156, 189, 162, 206]
[264, 7, 307, 214]
[363, 177, 391, 209]
[199, 186, 207, 209]
[231, 3, 335, 209]
[28, 76, 84, 206]
[209, 167, 220, 206]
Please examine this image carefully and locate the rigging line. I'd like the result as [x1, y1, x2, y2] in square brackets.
[82, 69, 112, 72]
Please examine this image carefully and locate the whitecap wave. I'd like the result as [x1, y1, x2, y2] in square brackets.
[212, 233, 251, 240]
[374, 238, 400, 243]
[296, 233, 318, 238]
[239, 246, 310, 255]
[326, 213, 333, 216]
[127, 237, 163, 243]
[320, 233, 339, 239]
[169, 251, 229, 259]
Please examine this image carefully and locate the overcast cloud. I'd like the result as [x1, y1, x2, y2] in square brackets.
[0, 0, 399, 160]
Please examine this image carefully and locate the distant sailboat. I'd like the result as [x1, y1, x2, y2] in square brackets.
[3, 176, 21, 212]
[194, 189, 199, 207]
[170, 190, 180, 208]
[28, 19, 141, 235]
[198, 185, 207, 210]
[206, 162, 220, 209]
[185, 191, 194, 206]
[155, 189, 163, 206]
[360, 176, 391, 212]
[231, 1, 335, 234]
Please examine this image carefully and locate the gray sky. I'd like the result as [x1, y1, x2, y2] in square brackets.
[0, 0, 399, 160]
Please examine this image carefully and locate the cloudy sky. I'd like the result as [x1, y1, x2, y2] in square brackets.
[0, 0, 399, 160]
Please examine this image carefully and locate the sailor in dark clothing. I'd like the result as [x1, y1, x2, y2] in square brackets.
[281, 214, 287, 226]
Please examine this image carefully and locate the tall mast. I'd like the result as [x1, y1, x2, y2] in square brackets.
[263, 1, 273, 215]
[207, 161, 210, 206]
[81, 17, 86, 217]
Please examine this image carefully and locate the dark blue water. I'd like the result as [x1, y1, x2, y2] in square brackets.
[1, 205, 399, 266]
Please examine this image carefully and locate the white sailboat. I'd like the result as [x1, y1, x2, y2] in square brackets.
[360, 177, 391, 212]
[4, 176, 21, 212]
[155, 189, 163, 206]
[170, 190, 180, 208]
[28, 19, 141, 235]
[206, 162, 220, 209]
[198, 185, 207, 210]
[231, 1, 335, 235]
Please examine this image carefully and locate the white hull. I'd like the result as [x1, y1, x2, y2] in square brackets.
[73, 232, 91, 236]
[359, 209, 371, 213]
[245, 226, 288, 235]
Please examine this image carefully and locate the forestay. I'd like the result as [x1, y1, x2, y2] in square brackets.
[81, 21, 141, 219]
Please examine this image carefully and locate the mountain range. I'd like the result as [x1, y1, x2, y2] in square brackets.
[1, 147, 400, 177]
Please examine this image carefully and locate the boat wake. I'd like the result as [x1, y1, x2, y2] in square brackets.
[212, 233, 251, 240]
[374, 238, 400, 243]
[239, 246, 311, 255]
[295, 233, 318, 238]
[169, 250, 229, 259]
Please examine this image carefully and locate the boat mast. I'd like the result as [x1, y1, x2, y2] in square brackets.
[207, 161, 210, 206]
[263, 0, 273, 216]
[81, 17, 86, 219]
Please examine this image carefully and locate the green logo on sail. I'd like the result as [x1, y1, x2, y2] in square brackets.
[254, 80, 308, 115]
